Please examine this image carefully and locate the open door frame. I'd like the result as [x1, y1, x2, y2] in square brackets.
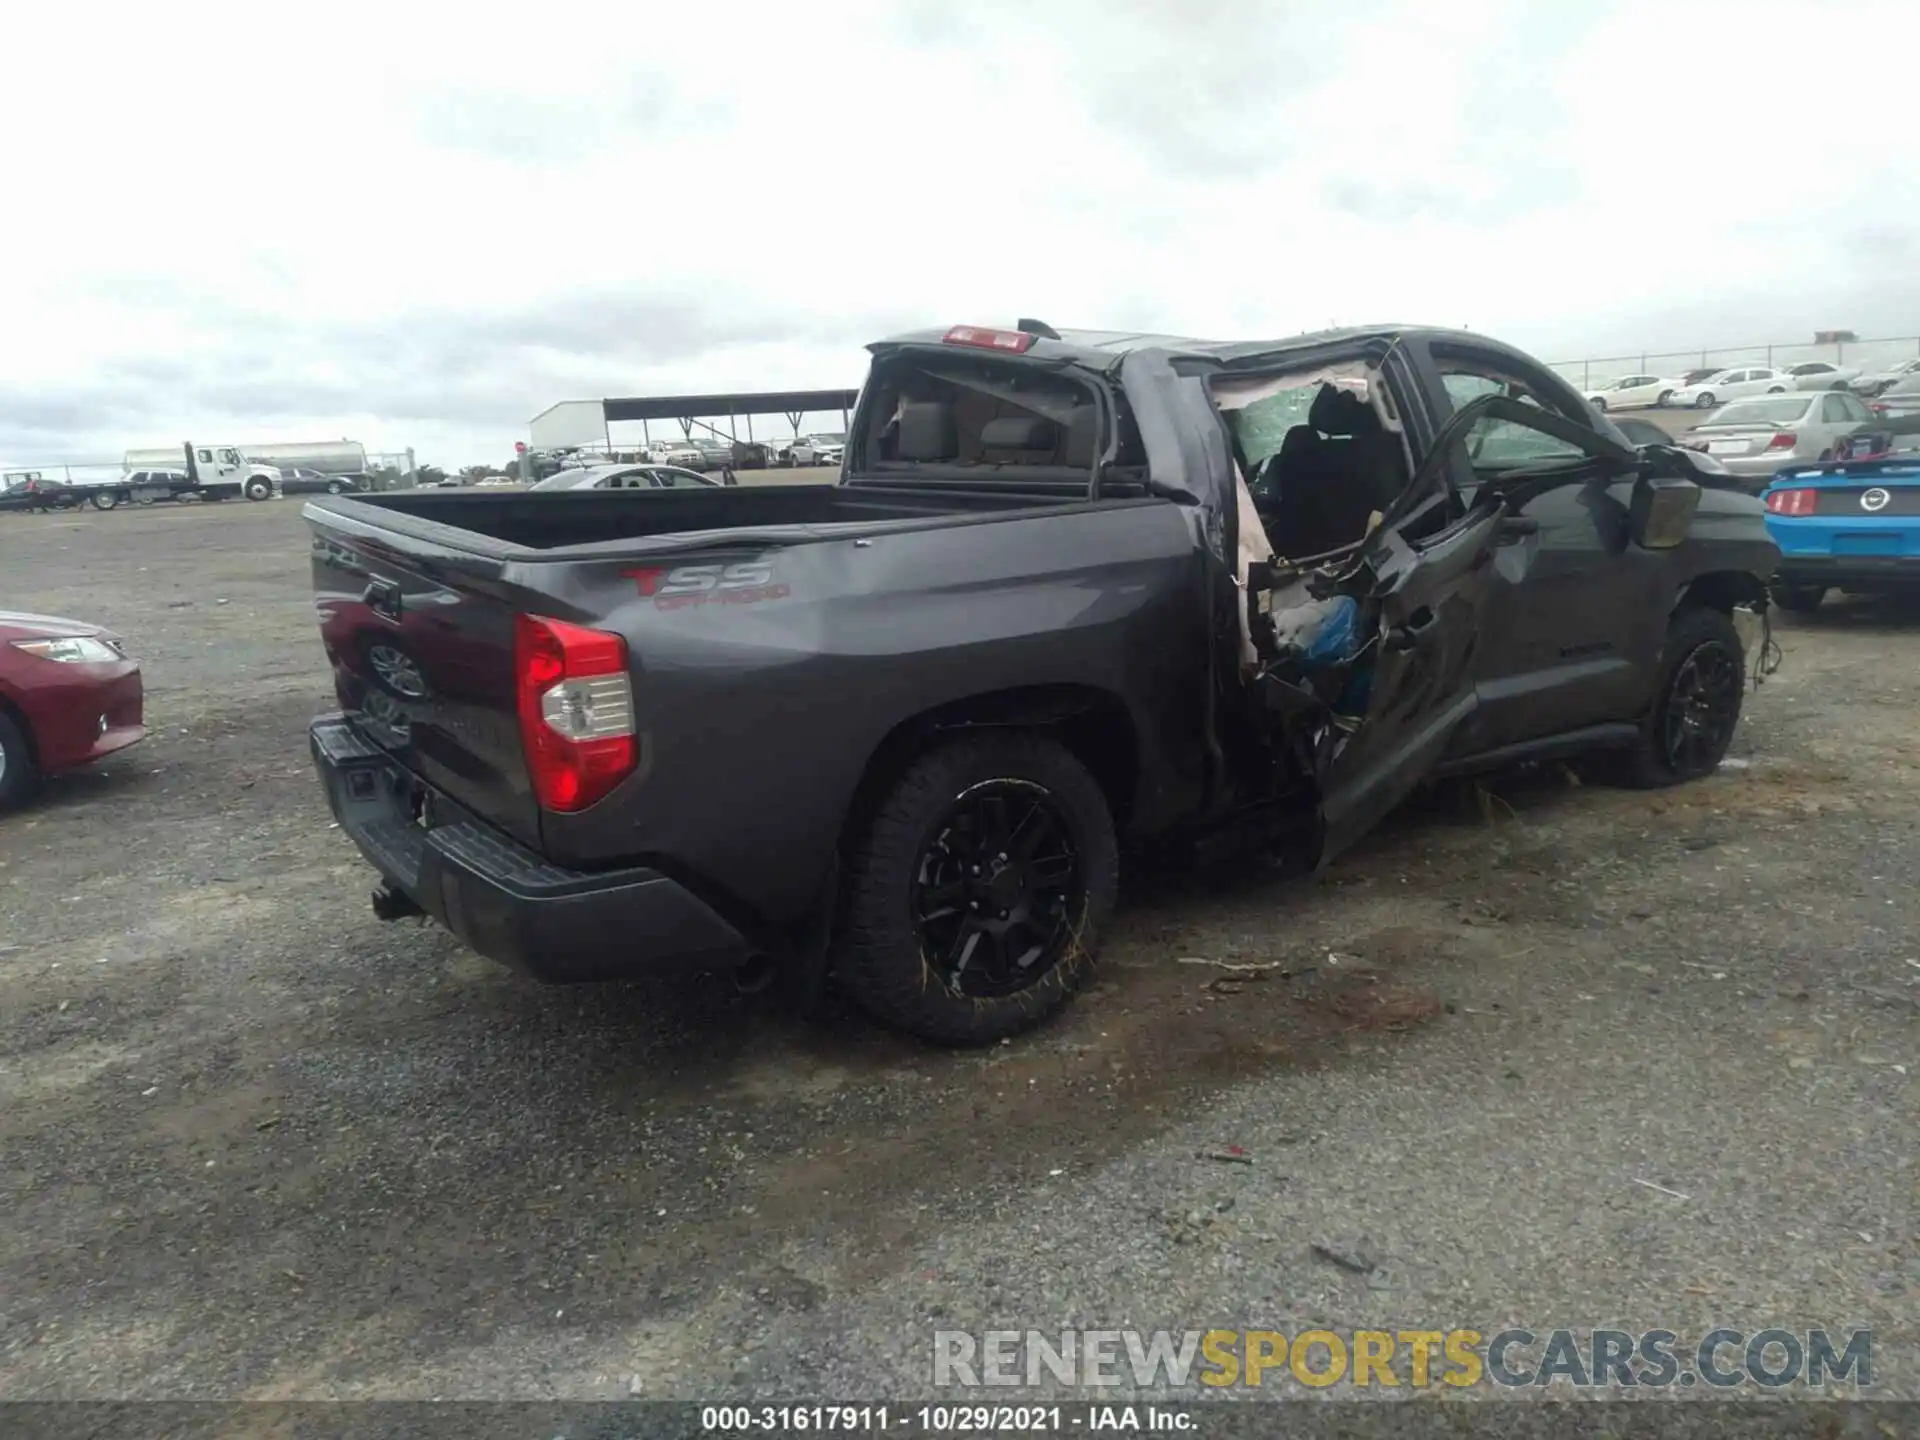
[1308, 394, 1641, 867]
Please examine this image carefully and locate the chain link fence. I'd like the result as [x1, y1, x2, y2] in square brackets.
[1548, 336, 1920, 391]
[361, 450, 419, 491]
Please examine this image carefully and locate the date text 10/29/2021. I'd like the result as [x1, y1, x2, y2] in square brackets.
[701, 1406, 1191, 1432]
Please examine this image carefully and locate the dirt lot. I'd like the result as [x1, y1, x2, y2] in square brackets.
[1, 496, 1914, 1402]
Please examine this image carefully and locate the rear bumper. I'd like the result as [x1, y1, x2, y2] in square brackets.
[310, 713, 752, 982]
[1772, 554, 1920, 590]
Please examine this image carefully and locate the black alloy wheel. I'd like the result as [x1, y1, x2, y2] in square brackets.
[1659, 638, 1742, 778]
[911, 779, 1084, 1000]
[1599, 606, 1747, 788]
[837, 732, 1118, 1044]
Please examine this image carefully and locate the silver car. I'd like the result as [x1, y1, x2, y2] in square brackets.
[1781, 360, 1861, 392]
[1850, 357, 1920, 397]
[1682, 390, 1878, 490]
[1869, 372, 1920, 421]
[528, 464, 720, 493]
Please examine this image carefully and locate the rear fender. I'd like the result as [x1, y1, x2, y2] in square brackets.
[837, 684, 1143, 856]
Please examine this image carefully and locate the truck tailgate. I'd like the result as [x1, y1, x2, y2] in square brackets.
[310, 516, 551, 848]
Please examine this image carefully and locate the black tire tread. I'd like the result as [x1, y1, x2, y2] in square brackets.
[836, 732, 1118, 1045]
[1607, 606, 1746, 789]
[0, 708, 39, 811]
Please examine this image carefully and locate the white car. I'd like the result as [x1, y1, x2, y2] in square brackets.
[1669, 366, 1793, 409]
[1850, 356, 1920, 396]
[1781, 360, 1861, 392]
[1583, 373, 1686, 411]
[785, 434, 846, 467]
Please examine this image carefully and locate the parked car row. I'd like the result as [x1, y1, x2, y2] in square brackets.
[1584, 362, 1867, 412]
[1585, 357, 1920, 414]
[1615, 381, 1920, 495]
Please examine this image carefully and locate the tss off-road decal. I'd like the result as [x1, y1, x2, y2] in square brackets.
[625, 563, 791, 609]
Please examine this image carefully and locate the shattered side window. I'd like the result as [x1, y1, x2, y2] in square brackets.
[1441, 373, 1590, 469]
[1228, 385, 1320, 470]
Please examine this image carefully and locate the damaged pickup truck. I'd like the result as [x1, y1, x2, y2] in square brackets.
[305, 321, 1779, 1044]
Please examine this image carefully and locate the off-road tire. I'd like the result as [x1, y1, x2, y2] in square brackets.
[1605, 607, 1747, 789]
[0, 709, 39, 812]
[836, 732, 1118, 1045]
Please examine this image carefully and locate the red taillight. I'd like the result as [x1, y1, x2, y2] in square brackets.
[1766, 430, 1797, 451]
[1765, 487, 1817, 516]
[1870, 402, 1889, 415]
[513, 614, 636, 812]
[942, 325, 1036, 354]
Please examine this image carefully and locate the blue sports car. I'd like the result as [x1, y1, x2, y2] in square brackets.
[1763, 426, 1920, 611]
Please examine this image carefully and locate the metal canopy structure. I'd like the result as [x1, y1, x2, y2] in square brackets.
[602, 389, 858, 425]
[598, 388, 859, 446]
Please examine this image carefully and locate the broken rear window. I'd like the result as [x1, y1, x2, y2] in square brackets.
[854, 355, 1125, 479]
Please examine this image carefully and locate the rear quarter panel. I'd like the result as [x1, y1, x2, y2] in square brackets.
[546, 499, 1214, 926]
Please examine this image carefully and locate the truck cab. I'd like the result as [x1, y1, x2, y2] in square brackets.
[183, 445, 282, 501]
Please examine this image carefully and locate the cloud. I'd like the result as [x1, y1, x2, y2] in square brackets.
[1, 0, 1914, 466]
[1, 274, 915, 464]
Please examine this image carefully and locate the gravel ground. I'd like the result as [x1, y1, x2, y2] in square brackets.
[0, 497, 1913, 1407]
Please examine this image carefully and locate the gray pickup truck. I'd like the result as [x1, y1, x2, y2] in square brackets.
[306, 321, 1779, 1043]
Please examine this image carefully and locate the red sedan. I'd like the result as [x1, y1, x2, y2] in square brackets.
[0, 610, 146, 809]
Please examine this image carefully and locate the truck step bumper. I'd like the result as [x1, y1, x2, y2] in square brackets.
[310, 713, 752, 982]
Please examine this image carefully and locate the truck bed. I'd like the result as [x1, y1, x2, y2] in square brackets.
[311, 482, 1089, 557]
[304, 480, 1202, 888]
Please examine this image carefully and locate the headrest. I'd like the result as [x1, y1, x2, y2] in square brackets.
[1309, 383, 1377, 436]
[979, 415, 1056, 450]
[1277, 424, 1324, 460]
[898, 401, 958, 461]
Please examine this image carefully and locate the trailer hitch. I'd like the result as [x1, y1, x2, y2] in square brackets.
[370, 883, 424, 922]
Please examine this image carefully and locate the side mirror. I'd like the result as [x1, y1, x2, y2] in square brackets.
[1629, 474, 1700, 550]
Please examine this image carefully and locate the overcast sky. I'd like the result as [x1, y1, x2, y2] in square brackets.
[5, 0, 1914, 470]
